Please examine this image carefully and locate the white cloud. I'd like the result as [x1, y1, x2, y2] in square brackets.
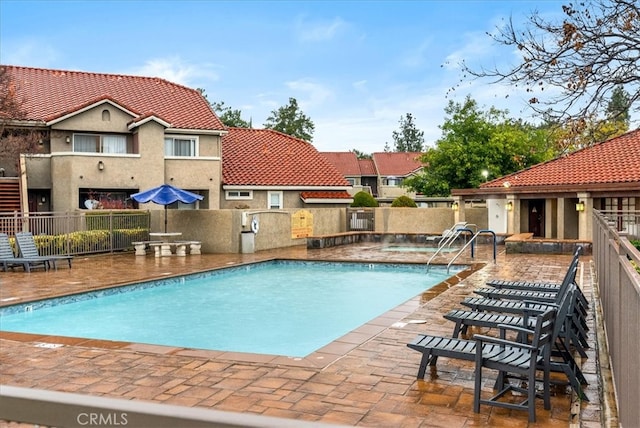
[295, 16, 347, 42]
[128, 57, 219, 86]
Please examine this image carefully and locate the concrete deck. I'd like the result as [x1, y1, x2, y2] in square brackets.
[0, 243, 604, 427]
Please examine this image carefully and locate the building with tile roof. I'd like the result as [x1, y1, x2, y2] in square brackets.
[221, 128, 352, 209]
[321, 151, 428, 204]
[1, 65, 227, 213]
[452, 129, 640, 240]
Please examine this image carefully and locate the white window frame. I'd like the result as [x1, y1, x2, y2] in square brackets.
[73, 133, 127, 154]
[268, 191, 283, 209]
[164, 135, 199, 157]
[226, 190, 253, 200]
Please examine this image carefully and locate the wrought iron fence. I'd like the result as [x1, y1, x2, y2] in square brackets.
[0, 211, 150, 256]
[592, 210, 640, 427]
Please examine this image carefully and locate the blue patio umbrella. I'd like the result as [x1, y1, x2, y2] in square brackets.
[131, 184, 204, 232]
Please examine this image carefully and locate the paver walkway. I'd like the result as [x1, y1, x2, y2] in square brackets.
[0, 244, 604, 427]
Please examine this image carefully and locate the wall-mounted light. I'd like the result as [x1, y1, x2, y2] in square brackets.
[98, 160, 104, 171]
[506, 201, 513, 211]
[451, 201, 459, 211]
[41, 196, 46, 203]
[66, 136, 71, 144]
[576, 201, 585, 212]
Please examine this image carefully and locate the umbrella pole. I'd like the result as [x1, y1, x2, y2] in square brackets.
[164, 206, 168, 233]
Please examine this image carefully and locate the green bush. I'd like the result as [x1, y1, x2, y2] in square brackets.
[391, 195, 417, 207]
[631, 240, 640, 251]
[350, 191, 378, 207]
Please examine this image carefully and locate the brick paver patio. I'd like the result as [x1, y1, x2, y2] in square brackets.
[0, 244, 605, 427]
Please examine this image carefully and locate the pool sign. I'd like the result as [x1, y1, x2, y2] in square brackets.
[291, 210, 313, 238]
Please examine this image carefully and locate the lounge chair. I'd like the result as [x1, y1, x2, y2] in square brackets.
[15, 232, 73, 270]
[484, 247, 582, 292]
[473, 307, 557, 422]
[463, 261, 590, 344]
[0, 233, 49, 273]
[408, 307, 558, 422]
[472, 256, 589, 314]
[444, 284, 588, 401]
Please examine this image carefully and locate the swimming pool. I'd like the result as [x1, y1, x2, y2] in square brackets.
[0, 260, 464, 357]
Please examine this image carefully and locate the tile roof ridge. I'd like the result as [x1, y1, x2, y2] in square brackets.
[4, 64, 203, 94]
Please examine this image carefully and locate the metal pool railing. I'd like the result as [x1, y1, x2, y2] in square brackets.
[592, 210, 640, 428]
[0, 211, 151, 256]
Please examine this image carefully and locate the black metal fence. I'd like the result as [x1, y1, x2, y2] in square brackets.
[0, 211, 150, 256]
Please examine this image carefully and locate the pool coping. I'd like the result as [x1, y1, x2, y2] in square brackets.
[0, 260, 485, 370]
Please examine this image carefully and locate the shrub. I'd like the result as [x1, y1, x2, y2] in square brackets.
[391, 195, 417, 207]
[351, 191, 378, 207]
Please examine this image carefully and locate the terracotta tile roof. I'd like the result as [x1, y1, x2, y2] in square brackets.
[358, 159, 377, 176]
[320, 152, 361, 175]
[4, 65, 225, 130]
[372, 152, 425, 176]
[481, 129, 640, 189]
[300, 191, 352, 200]
[222, 128, 351, 186]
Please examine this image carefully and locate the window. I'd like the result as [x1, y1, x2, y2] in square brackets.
[268, 191, 283, 209]
[79, 189, 136, 209]
[226, 190, 253, 200]
[165, 136, 197, 157]
[73, 134, 127, 153]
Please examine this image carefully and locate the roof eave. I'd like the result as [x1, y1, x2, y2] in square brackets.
[46, 99, 137, 126]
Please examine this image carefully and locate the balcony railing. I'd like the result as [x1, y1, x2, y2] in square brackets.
[592, 210, 640, 427]
[0, 211, 150, 256]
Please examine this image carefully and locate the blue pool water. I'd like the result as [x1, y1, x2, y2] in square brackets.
[0, 261, 463, 357]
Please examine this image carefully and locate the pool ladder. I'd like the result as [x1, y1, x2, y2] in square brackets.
[426, 229, 497, 273]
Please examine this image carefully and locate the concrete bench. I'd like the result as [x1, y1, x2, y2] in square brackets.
[148, 241, 202, 257]
[176, 241, 202, 255]
[132, 241, 163, 256]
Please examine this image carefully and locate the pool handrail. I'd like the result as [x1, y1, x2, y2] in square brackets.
[426, 227, 473, 270]
[446, 229, 497, 273]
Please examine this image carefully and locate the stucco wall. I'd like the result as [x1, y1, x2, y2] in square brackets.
[155, 207, 487, 253]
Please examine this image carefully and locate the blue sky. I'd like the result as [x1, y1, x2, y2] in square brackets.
[1, 0, 566, 152]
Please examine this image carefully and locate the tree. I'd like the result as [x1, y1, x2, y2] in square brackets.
[0, 67, 44, 175]
[388, 113, 425, 152]
[350, 191, 378, 207]
[263, 97, 315, 142]
[350, 149, 371, 159]
[391, 195, 417, 207]
[462, 0, 640, 141]
[210, 101, 251, 128]
[404, 96, 553, 196]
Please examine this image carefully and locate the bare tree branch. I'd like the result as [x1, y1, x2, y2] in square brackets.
[463, 0, 640, 126]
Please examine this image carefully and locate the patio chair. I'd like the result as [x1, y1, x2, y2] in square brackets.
[407, 307, 558, 422]
[472, 258, 589, 316]
[0, 233, 49, 273]
[484, 247, 582, 292]
[15, 232, 73, 270]
[470, 259, 590, 347]
[473, 306, 557, 422]
[444, 284, 588, 401]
